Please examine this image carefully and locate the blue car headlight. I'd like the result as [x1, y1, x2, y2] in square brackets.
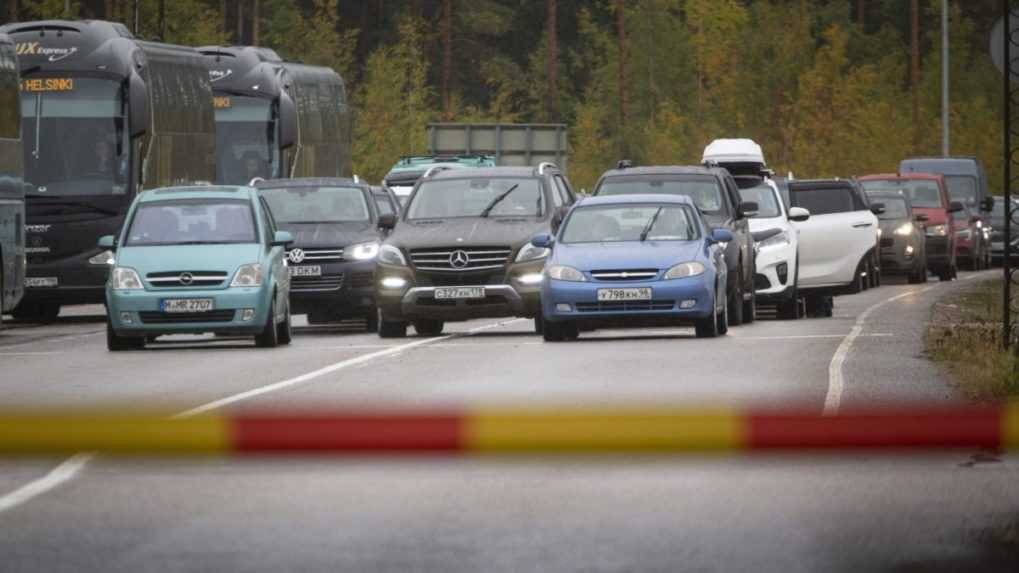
[663, 262, 705, 280]
[546, 265, 586, 282]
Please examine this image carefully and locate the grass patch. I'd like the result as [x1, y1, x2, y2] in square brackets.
[927, 277, 1019, 400]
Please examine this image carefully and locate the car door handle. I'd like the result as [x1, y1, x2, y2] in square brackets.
[852, 222, 873, 228]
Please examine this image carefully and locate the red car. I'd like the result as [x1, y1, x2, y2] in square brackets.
[859, 173, 962, 281]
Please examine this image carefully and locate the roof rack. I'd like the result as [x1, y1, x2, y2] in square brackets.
[247, 177, 265, 186]
[422, 165, 452, 178]
[616, 159, 633, 169]
[537, 162, 557, 175]
[353, 174, 361, 183]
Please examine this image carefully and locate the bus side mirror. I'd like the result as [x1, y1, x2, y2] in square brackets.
[128, 73, 149, 138]
[278, 91, 298, 149]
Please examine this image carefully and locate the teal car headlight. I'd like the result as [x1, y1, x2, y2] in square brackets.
[546, 265, 586, 282]
[230, 263, 263, 287]
[379, 244, 407, 266]
[664, 262, 706, 280]
[344, 241, 380, 261]
[111, 266, 143, 290]
[515, 243, 550, 263]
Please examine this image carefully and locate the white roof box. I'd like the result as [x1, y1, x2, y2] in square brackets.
[702, 138, 766, 166]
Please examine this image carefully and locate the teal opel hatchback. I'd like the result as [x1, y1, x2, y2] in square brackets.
[100, 186, 294, 351]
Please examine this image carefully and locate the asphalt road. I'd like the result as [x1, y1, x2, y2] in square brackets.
[1, 270, 1017, 572]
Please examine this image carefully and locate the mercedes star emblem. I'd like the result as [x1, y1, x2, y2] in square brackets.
[179, 272, 194, 285]
[288, 249, 305, 264]
[449, 250, 470, 269]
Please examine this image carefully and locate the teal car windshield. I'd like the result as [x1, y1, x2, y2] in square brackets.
[561, 204, 699, 244]
[125, 199, 257, 246]
[407, 177, 544, 219]
[260, 186, 371, 224]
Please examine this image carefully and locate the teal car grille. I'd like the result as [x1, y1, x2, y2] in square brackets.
[139, 310, 237, 323]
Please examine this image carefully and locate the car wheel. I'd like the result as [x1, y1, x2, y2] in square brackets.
[11, 302, 59, 323]
[414, 319, 444, 336]
[533, 315, 544, 334]
[727, 274, 744, 327]
[742, 285, 756, 324]
[255, 299, 280, 348]
[106, 318, 144, 352]
[695, 296, 720, 338]
[870, 253, 881, 288]
[717, 295, 729, 334]
[543, 320, 575, 342]
[276, 300, 293, 345]
[908, 260, 927, 284]
[378, 310, 407, 338]
[364, 310, 379, 333]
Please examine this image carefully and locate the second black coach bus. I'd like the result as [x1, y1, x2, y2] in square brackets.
[198, 45, 352, 185]
[0, 33, 25, 320]
[0, 20, 216, 320]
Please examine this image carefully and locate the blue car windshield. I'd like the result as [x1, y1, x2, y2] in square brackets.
[125, 199, 257, 246]
[560, 204, 699, 243]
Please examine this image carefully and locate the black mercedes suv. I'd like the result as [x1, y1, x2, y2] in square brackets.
[591, 165, 758, 325]
[257, 178, 393, 331]
[375, 164, 577, 337]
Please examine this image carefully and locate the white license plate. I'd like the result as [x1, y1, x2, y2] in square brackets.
[434, 287, 485, 300]
[161, 298, 215, 313]
[289, 265, 322, 277]
[597, 288, 652, 302]
[25, 277, 58, 288]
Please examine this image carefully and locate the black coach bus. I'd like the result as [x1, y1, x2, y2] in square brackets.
[0, 20, 216, 320]
[0, 33, 25, 319]
[198, 45, 352, 185]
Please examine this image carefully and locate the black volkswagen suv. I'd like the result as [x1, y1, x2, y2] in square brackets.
[375, 164, 577, 337]
[591, 165, 757, 325]
[257, 178, 392, 331]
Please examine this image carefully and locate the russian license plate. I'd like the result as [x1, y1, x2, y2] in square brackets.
[434, 286, 485, 300]
[289, 265, 322, 277]
[161, 298, 214, 313]
[25, 277, 58, 288]
[597, 287, 652, 302]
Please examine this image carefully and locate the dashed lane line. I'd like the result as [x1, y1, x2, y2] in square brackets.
[0, 454, 93, 514]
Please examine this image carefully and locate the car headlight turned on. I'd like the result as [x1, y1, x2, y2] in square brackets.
[894, 223, 914, 236]
[111, 266, 143, 290]
[664, 261, 706, 279]
[230, 263, 263, 287]
[546, 265, 586, 282]
[757, 230, 790, 250]
[344, 241, 380, 261]
[379, 244, 407, 266]
[926, 224, 948, 237]
[515, 243, 550, 262]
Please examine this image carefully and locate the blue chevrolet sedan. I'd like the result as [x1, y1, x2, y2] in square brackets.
[536, 194, 732, 341]
[101, 186, 294, 351]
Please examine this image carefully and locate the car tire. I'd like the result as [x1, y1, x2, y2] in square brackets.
[727, 273, 744, 327]
[695, 298, 720, 338]
[365, 310, 379, 333]
[378, 311, 407, 338]
[11, 302, 59, 323]
[742, 285, 756, 324]
[414, 319, 444, 336]
[870, 253, 881, 288]
[255, 299, 280, 348]
[533, 315, 544, 334]
[542, 320, 578, 342]
[106, 318, 143, 352]
[276, 300, 293, 345]
[908, 260, 927, 284]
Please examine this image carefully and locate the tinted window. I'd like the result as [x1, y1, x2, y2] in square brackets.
[597, 175, 726, 215]
[126, 199, 256, 246]
[260, 186, 371, 224]
[860, 179, 942, 208]
[789, 186, 860, 215]
[944, 176, 978, 207]
[561, 204, 699, 243]
[374, 194, 395, 217]
[739, 184, 782, 218]
[214, 95, 279, 185]
[407, 177, 544, 219]
[876, 198, 909, 220]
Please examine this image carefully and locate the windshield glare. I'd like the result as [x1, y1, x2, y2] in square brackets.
[561, 204, 699, 243]
[21, 77, 128, 196]
[877, 198, 909, 220]
[861, 179, 942, 208]
[125, 200, 257, 246]
[260, 186, 371, 224]
[214, 95, 279, 185]
[739, 184, 782, 218]
[597, 175, 725, 214]
[407, 178, 543, 219]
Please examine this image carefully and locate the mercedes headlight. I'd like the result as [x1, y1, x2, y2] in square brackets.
[894, 223, 914, 236]
[926, 224, 948, 237]
[758, 230, 790, 250]
[379, 244, 407, 266]
[111, 266, 143, 290]
[89, 250, 116, 265]
[344, 241, 380, 261]
[664, 262, 706, 279]
[545, 265, 586, 282]
[515, 242, 550, 262]
[230, 263, 263, 287]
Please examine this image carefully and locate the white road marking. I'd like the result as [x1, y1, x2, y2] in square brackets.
[0, 352, 62, 356]
[825, 286, 935, 414]
[732, 333, 894, 341]
[0, 454, 93, 514]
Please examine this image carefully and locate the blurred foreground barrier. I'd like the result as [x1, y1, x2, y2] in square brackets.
[0, 404, 1017, 455]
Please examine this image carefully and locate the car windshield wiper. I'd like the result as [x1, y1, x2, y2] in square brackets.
[479, 184, 520, 218]
[640, 207, 664, 241]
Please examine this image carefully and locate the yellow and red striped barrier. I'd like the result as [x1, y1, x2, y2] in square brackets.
[0, 403, 1017, 455]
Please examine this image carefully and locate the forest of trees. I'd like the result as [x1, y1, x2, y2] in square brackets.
[3, 0, 1007, 192]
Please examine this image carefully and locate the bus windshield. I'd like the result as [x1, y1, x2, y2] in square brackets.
[213, 94, 279, 185]
[20, 76, 128, 196]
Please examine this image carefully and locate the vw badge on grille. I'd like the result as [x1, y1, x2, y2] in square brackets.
[288, 249, 305, 264]
[179, 272, 194, 285]
[449, 250, 470, 269]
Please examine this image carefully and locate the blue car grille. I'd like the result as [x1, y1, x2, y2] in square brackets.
[575, 300, 675, 313]
[589, 269, 659, 281]
[139, 310, 236, 323]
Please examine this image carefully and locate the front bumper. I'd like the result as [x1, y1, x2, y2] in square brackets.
[753, 242, 795, 296]
[22, 255, 110, 306]
[879, 236, 923, 274]
[106, 285, 272, 335]
[288, 260, 376, 317]
[541, 276, 715, 327]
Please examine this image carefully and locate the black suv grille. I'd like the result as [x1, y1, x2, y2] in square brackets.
[146, 271, 228, 288]
[410, 246, 512, 271]
[415, 270, 505, 287]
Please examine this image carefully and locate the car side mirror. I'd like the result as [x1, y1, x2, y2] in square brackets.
[531, 233, 553, 249]
[739, 201, 759, 219]
[378, 214, 396, 230]
[914, 213, 930, 223]
[272, 230, 294, 247]
[97, 235, 117, 250]
[709, 228, 734, 244]
[948, 201, 965, 213]
[870, 202, 885, 215]
[788, 206, 810, 222]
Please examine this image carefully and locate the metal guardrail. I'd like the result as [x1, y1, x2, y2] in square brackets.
[0, 404, 1016, 455]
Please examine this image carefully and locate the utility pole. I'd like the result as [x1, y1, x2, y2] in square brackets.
[252, 0, 259, 46]
[545, 0, 558, 122]
[942, 0, 949, 156]
[237, 0, 245, 45]
[616, 0, 628, 156]
[911, 0, 920, 152]
[159, 0, 166, 40]
[133, 0, 139, 35]
[441, 0, 452, 119]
